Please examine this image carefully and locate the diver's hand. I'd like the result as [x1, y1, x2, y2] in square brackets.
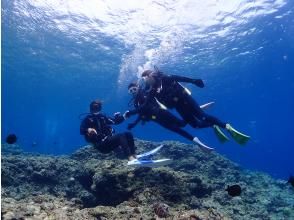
[127, 123, 136, 130]
[193, 79, 204, 88]
[114, 112, 123, 120]
[114, 112, 121, 117]
[87, 128, 97, 136]
[114, 112, 124, 123]
[123, 110, 131, 119]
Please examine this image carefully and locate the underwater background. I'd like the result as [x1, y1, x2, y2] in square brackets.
[2, 0, 294, 179]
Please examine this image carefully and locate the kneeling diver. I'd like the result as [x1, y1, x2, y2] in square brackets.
[80, 99, 137, 161]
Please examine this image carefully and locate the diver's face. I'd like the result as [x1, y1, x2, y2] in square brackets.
[91, 104, 102, 114]
[143, 75, 156, 86]
[128, 86, 139, 95]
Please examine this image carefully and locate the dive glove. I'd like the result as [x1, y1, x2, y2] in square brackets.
[193, 79, 204, 88]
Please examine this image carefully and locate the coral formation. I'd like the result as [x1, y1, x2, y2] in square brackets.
[153, 202, 169, 218]
[1, 140, 294, 219]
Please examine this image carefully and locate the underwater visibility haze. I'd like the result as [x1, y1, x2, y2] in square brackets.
[2, 0, 294, 179]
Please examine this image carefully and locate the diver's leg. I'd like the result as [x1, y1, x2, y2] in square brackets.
[154, 110, 193, 140]
[116, 132, 137, 160]
[184, 96, 250, 144]
[173, 95, 230, 143]
[156, 109, 187, 127]
[124, 132, 136, 155]
[154, 111, 214, 152]
[184, 95, 226, 128]
[175, 104, 199, 128]
[95, 135, 121, 153]
[99, 134, 136, 160]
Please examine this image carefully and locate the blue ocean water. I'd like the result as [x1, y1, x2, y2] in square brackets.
[2, 0, 294, 179]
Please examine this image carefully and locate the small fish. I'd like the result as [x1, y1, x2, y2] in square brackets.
[6, 134, 17, 144]
[288, 176, 294, 187]
[226, 184, 242, 197]
[32, 141, 37, 147]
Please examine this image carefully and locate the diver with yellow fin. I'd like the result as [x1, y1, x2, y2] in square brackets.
[125, 82, 215, 152]
[140, 68, 250, 145]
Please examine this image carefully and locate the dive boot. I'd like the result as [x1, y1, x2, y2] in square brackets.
[226, 124, 250, 145]
[213, 125, 229, 143]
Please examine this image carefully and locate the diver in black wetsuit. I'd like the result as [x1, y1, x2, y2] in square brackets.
[80, 100, 137, 161]
[124, 82, 214, 152]
[141, 70, 225, 128]
[140, 69, 250, 145]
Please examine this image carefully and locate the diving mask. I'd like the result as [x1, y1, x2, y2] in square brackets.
[128, 86, 139, 95]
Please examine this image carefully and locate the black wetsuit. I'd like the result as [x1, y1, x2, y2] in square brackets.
[127, 89, 195, 141]
[150, 72, 226, 129]
[80, 113, 136, 157]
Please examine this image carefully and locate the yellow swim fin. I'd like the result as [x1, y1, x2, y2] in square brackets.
[213, 125, 229, 143]
[226, 124, 250, 145]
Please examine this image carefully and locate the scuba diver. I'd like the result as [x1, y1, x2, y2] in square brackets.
[139, 69, 250, 145]
[124, 82, 215, 152]
[80, 99, 137, 161]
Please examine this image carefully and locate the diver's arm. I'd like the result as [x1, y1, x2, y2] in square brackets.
[80, 117, 99, 143]
[80, 117, 90, 135]
[124, 104, 148, 119]
[166, 74, 204, 88]
[124, 108, 139, 118]
[107, 112, 125, 125]
[124, 92, 154, 118]
[127, 116, 141, 130]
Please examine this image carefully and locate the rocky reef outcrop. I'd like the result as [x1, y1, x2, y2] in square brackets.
[1, 140, 294, 219]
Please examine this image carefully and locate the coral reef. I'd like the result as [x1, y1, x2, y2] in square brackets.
[1, 140, 294, 219]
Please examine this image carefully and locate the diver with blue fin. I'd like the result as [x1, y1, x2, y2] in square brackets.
[139, 68, 250, 145]
[124, 82, 215, 152]
[80, 99, 171, 167]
